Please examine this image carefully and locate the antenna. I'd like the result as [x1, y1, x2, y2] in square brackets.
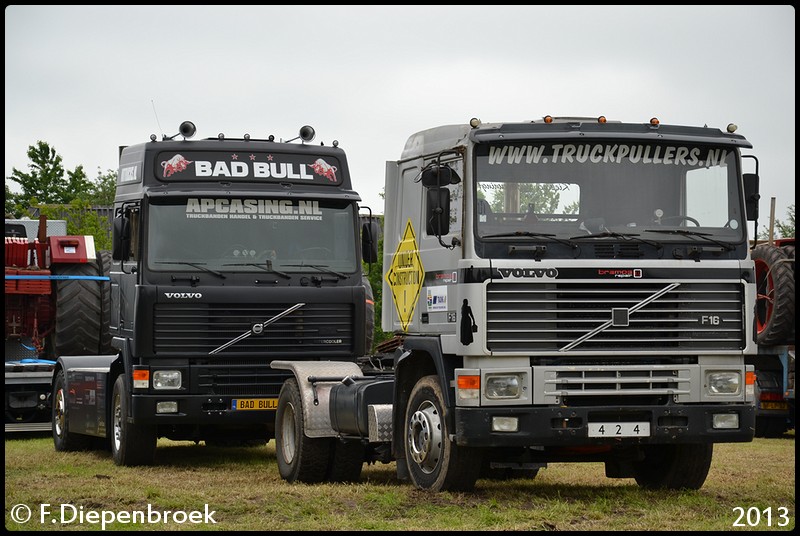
[151, 100, 164, 139]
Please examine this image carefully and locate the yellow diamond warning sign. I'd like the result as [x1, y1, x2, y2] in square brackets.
[385, 219, 424, 331]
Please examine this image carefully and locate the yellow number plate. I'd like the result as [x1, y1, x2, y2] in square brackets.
[760, 401, 788, 411]
[231, 398, 278, 411]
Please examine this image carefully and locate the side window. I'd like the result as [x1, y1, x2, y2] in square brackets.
[129, 209, 141, 261]
[685, 166, 730, 227]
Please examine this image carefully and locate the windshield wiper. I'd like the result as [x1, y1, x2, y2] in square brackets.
[482, 231, 577, 249]
[222, 260, 291, 279]
[283, 263, 347, 279]
[643, 229, 735, 251]
[568, 231, 663, 249]
[155, 261, 226, 279]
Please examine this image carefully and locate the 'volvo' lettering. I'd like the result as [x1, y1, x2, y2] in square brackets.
[497, 267, 558, 279]
[164, 292, 203, 299]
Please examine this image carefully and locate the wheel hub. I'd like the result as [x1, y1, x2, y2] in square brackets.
[407, 401, 442, 473]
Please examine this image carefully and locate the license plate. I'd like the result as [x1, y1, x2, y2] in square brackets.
[588, 422, 650, 438]
[231, 398, 278, 411]
[760, 401, 788, 410]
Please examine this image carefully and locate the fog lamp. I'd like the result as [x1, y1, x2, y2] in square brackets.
[492, 416, 518, 432]
[712, 413, 739, 429]
[156, 401, 178, 414]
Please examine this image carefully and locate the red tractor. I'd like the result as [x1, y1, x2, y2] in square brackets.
[5, 216, 111, 432]
[749, 237, 795, 437]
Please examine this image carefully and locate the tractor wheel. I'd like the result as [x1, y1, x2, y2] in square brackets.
[96, 250, 113, 354]
[51, 261, 104, 356]
[752, 244, 795, 345]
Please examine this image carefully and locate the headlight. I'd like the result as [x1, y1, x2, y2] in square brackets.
[485, 375, 521, 399]
[152, 370, 182, 390]
[706, 371, 741, 395]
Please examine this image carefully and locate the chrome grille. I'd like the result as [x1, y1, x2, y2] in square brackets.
[486, 281, 744, 353]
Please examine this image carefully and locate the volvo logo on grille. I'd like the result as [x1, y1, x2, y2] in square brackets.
[164, 292, 203, 298]
[498, 267, 558, 279]
[252, 324, 264, 335]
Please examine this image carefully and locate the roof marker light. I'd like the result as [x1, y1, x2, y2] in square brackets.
[727, 123, 738, 133]
[598, 116, 607, 124]
[469, 117, 481, 128]
[544, 115, 553, 124]
[649, 117, 660, 126]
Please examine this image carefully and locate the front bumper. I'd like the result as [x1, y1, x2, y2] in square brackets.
[454, 403, 755, 447]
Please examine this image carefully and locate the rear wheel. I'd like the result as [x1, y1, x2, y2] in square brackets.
[52, 369, 92, 451]
[111, 375, 156, 466]
[275, 378, 332, 483]
[404, 375, 482, 491]
[327, 439, 365, 483]
[633, 444, 713, 490]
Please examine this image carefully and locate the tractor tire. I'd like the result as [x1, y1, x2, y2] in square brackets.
[96, 250, 113, 354]
[752, 244, 795, 345]
[51, 261, 104, 356]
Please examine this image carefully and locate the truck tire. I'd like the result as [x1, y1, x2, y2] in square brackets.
[633, 443, 712, 490]
[51, 261, 104, 356]
[96, 250, 113, 355]
[52, 369, 92, 451]
[327, 439, 365, 483]
[752, 244, 795, 345]
[275, 377, 332, 483]
[404, 375, 482, 491]
[111, 375, 156, 466]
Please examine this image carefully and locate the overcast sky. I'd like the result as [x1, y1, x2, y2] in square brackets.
[4, 5, 795, 227]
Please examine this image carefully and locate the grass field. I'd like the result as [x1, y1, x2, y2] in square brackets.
[5, 431, 795, 531]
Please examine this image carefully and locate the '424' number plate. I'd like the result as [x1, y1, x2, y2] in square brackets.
[588, 422, 650, 438]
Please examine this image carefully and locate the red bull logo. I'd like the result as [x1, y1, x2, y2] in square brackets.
[308, 158, 337, 182]
[161, 154, 193, 177]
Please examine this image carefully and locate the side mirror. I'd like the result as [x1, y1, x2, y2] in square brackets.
[112, 215, 131, 261]
[361, 219, 380, 264]
[426, 188, 451, 236]
[421, 165, 461, 188]
[743, 173, 760, 221]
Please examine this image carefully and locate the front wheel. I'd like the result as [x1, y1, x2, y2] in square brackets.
[404, 375, 481, 491]
[633, 444, 713, 490]
[111, 376, 156, 466]
[275, 378, 332, 483]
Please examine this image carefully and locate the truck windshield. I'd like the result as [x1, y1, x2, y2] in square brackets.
[474, 140, 745, 245]
[146, 197, 358, 274]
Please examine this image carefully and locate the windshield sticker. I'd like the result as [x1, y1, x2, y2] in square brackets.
[184, 198, 323, 221]
[487, 144, 728, 167]
[157, 152, 342, 184]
